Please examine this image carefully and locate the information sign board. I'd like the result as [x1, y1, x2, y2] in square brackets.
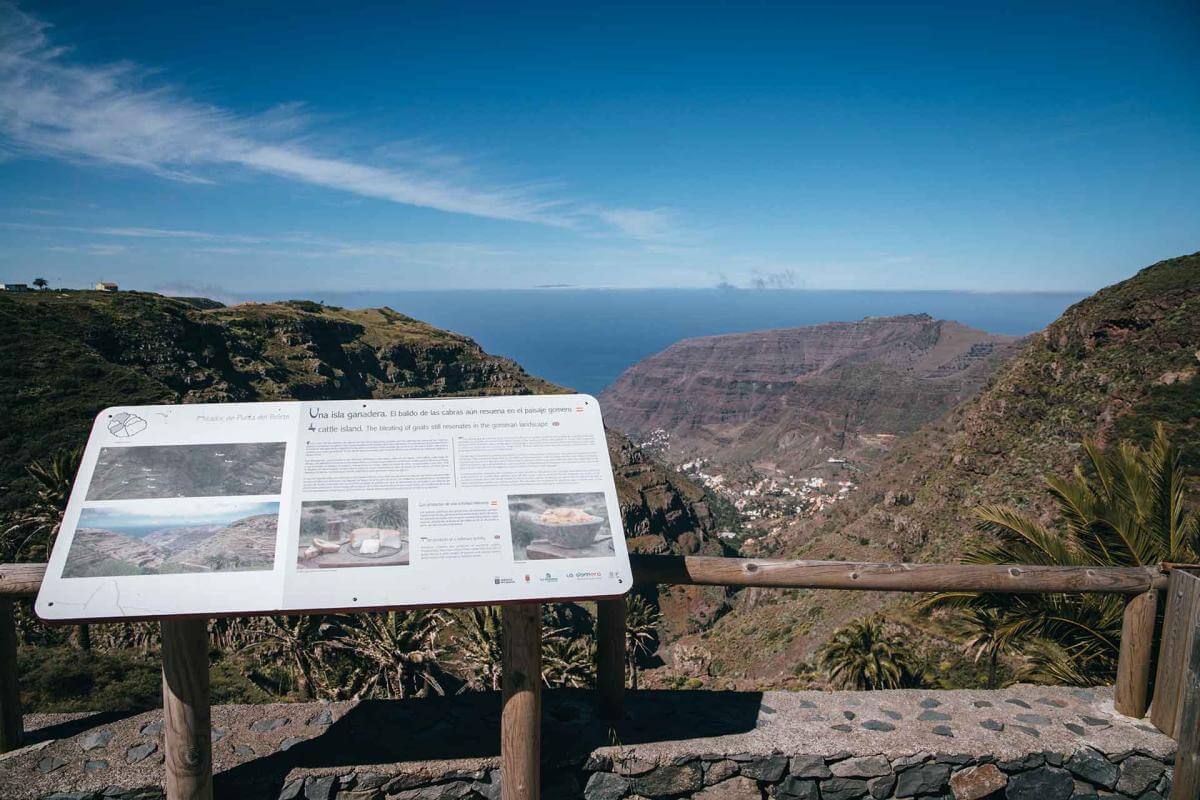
[35, 395, 631, 621]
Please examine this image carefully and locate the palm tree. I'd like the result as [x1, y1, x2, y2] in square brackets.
[2, 447, 81, 561]
[541, 634, 594, 688]
[624, 594, 660, 690]
[819, 615, 918, 690]
[454, 606, 504, 691]
[960, 607, 1013, 689]
[326, 610, 447, 699]
[931, 424, 1198, 684]
[2, 447, 89, 650]
[240, 615, 334, 700]
[32, 277, 48, 290]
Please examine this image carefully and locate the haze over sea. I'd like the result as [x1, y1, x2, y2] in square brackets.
[251, 289, 1085, 396]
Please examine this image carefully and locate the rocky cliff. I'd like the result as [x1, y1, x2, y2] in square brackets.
[685, 253, 1200, 682]
[601, 314, 1019, 471]
[0, 290, 714, 552]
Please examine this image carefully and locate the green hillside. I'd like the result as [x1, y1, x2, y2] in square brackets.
[0, 290, 715, 550]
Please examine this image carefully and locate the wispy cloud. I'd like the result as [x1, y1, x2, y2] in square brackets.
[1, 221, 268, 243]
[47, 242, 126, 256]
[0, 3, 678, 239]
[5, 219, 519, 266]
[593, 207, 683, 242]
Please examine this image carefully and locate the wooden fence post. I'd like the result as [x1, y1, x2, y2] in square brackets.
[0, 599, 22, 752]
[1152, 571, 1200, 738]
[1115, 588, 1158, 717]
[502, 603, 541, 800]
[1170, 583, 1200, 800]
[596, 597, 625, 720]
[161, 619, 213, 800]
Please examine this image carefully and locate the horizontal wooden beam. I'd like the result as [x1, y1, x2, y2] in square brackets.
[0, 558, 1174, 599]
[0, 563, 46, 597]
[629, 554, 1167, 594]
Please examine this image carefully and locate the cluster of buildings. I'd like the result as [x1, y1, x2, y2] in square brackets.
[1, 281, 118, 292]
[637, 429, 860, 534]
[674, 450, 857, 526]
[711, 467, 855, 520]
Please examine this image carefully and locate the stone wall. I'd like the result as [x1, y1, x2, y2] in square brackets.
[4, 686, 1179, 800]
[576, 747, 1173, 800]
[39, 747, 1173, 800]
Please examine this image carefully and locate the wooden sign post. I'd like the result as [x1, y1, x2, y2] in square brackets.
[161, 619, 213, 800]
[501, 603, 542, 800]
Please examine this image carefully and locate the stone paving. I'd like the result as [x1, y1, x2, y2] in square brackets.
[0, 685, 1176, 799]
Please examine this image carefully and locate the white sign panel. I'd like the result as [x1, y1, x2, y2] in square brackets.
[36, 395, 631, 622]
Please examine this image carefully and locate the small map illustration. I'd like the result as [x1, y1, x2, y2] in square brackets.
[107, 412, 148, 438]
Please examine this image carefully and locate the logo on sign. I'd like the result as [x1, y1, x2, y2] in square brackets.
[108, 412, 147, 438]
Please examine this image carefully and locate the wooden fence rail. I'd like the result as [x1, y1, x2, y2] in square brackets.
[627, 553, 1167, 594]
[0, 558, 1172, 598]
[0, 557, 1195, 800]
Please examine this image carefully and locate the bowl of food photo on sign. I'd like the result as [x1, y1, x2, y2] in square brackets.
[519, 507, 605, 548]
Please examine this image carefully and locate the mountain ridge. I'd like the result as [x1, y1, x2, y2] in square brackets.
[601, 312, 1020, 472]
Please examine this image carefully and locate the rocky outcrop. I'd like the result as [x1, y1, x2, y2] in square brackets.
[601, 314, 1018, 471]
[606, 431, 717, 556]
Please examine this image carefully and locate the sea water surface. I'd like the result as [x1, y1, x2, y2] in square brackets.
[259, 289, 1085, 395]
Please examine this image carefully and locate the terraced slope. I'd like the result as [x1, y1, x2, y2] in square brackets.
[601, 314, 1019, 471]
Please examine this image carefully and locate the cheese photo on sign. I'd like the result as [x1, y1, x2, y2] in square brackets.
[296, 498, 411, 570]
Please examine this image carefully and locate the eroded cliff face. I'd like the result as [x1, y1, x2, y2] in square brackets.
[679, 253, 1200, 682]
[600, 314, 1019, 471]
[606, 430, 717, 555]
[0, 291, 714, 556]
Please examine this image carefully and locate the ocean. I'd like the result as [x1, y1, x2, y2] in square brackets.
[258, 289, 1086, 395]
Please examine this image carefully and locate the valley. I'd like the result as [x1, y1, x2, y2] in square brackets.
[637, 252, 1200, 687]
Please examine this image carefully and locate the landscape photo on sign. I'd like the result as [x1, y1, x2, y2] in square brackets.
[63, 499, 280, 578]
[507, 492, 615, 562]
[86, 442, 287, 501]
[297, 498, 411, 570]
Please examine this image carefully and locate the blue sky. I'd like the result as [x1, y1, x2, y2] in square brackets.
[1, 1, 1197, 294]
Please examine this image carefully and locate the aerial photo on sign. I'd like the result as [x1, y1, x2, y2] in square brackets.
[507, 492, 616, 561]
[297, 498, 411, 569]
[86, 442, 287, 500]
[63, 499, 281, 577]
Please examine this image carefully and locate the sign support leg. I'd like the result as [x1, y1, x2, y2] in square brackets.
[0, 599, 22, 752]
[1115, 588, 1157, 717]
[596, 597, 625, 719]
[161, 618, 213, 800]
[502, 603, 541, 800]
